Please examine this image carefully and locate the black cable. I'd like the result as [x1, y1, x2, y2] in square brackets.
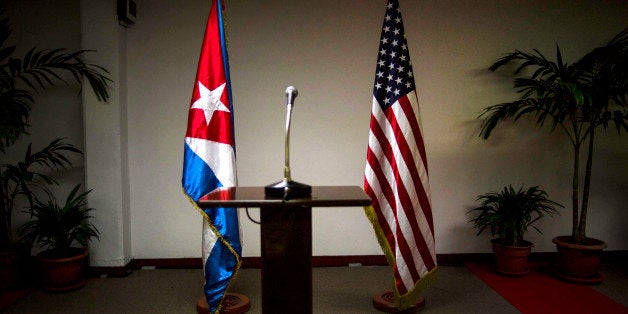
[245, 207, 260, 224]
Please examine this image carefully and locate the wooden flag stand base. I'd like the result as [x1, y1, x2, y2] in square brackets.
[372, 291, 425, 313]
[196, 293, 251, 314]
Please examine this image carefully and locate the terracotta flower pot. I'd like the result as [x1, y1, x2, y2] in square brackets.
[0, 243, 32, 290]
[0, 249, 21, 290]
[37, 247, 88, 292]
[552, 236, 607, 284]
[492, 239, 533, 276]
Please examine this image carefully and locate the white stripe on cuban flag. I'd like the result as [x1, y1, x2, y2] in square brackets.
[202, 219, 218, 270]
[185, 137, 236, 190]
[185, 136, 236, 272]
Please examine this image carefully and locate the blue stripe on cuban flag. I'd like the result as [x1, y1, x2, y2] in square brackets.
[183, 136, 240, 313]
[182, 144, 222, 201]
[183, 137, 236, 199]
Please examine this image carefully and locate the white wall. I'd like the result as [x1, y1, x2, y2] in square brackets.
[81, 0, 133, 267]
[8, 0, 627, 266]
[123, 0, 628, 261]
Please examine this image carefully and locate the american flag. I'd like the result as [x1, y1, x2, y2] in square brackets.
[182, 1, 241, 313]
[363, 0, 437, 309]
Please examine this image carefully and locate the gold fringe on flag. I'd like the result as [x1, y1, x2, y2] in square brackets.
[363, 205, 438, 310]
[184, 189, 241, 314]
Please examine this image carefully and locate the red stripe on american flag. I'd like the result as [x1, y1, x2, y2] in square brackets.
[363, 180, 394, 252]
[365, 152, 417, 294]
[366, 121, 422, 287]
[366, 102, 436, 288]
[397, 95, 435, 235]
[364, 154, 415, 293]
[398, 94, 429, 174]
[363, 165, 411, 293]
[381, 100, 436, 272]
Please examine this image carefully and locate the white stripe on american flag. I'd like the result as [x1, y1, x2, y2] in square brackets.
[372, 94, 435, 259]
[365, 154, 415, 291]
[395, 92, 436, 262]
[380, 96, 433, 248]
[371, 101, 424, 286]
[366, 93, 436, 292]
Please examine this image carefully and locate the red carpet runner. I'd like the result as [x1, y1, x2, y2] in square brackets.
[465, 262, 628, 313]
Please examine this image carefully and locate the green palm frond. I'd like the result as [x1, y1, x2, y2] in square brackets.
[0, 6, 111, 153]
[24, 138, 82, 169]
[469, 185, 562, 247]
[1, 47, 111, 101]
[479, 44, 595, 149]
[0, 47, 111, 152]
[18, 184, 98, 258]
[576, 27, 628, 133]
[0, 88, 32, 153]
[1, 138, 81, 222]
[480, 45, 585, 139]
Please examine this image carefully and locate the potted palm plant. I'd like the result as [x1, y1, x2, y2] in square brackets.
[478, 28, 627, 283]
[18, 184, 99, 292]
[0, 139, 81, 289]
[0, 4, 109, 289]
[469, 185, 561, 276]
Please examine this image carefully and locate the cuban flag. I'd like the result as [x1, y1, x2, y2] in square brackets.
[182, 1, 241, 313]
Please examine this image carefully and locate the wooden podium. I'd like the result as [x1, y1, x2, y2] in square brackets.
[197, 186, 371, 314]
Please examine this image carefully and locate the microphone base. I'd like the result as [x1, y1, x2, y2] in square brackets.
[265, 179, 312, 200]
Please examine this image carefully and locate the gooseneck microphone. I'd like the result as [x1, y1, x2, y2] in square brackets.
[286, 86, 298, 107]
[284, 86, 298, 181]
[265, 85, 311, 199]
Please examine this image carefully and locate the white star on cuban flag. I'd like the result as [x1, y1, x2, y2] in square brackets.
[191, 82, 230, 125]
[184, 78, 236, 191]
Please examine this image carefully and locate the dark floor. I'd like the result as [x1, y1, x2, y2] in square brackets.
[3, 263, 627, 313]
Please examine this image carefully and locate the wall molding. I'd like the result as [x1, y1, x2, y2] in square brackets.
[89, 250, 628, 278]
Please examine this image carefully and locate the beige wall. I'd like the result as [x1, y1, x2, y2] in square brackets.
[9, 0, 627, 266]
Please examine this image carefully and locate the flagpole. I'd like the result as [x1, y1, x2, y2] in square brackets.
[216, 0, 236, 150]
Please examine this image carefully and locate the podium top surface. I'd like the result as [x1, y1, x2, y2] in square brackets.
[197, 186, 371, 208]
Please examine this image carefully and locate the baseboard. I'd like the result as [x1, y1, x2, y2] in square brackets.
[88, 266, 132, 278]
[437, 251, 558, 265]
[89, 250, 628, 277]
[121, 255, 388, 272]
[242, 255, 388, 268]
[130, 258, 203, 269]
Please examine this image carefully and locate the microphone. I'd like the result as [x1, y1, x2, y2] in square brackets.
[265, 85, 310, 199]
[285, 86, 298, 107]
